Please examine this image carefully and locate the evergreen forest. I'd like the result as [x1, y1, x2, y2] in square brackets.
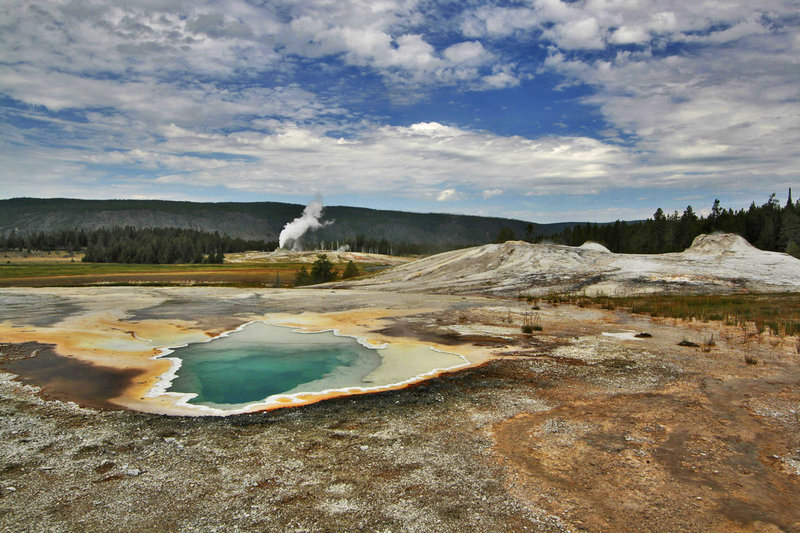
[0, 227, 276, 264]
[529, 192, 800, 258]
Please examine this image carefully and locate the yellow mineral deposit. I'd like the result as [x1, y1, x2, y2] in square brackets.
[0, 298, 493, 416]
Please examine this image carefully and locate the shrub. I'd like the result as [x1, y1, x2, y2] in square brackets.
[521, 311, 542, 334]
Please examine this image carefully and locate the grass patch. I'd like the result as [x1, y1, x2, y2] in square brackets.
[0, 260, 390, 288]
[621, 293, 800, 337]
[546, 292, 800, 338]
[0, 262, 293, 278]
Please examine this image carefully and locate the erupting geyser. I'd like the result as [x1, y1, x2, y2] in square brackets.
[278, 196, 333, 251]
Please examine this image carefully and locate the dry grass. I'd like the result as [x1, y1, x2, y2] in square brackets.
[744, 353, 759, 365]
[550, 292, 800, 338]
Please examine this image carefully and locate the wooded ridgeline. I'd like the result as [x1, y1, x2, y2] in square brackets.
[2, 192, 799, 263]
[532, 192, 800, 258]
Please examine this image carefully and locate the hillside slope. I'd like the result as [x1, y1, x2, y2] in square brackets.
[335, 233, 800, 295]
[0, 198, 571, 248]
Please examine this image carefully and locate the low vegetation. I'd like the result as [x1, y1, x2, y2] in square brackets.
[521, 311, 542, 335]
[540, 292, 800, 337]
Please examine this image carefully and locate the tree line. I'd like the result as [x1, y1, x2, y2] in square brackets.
[295, 235, 456, 256]
[0, 226, 278, 264]
[1, 227, 458, 261]
[294, 255, 361, 286]
[508, 191, 799, 258]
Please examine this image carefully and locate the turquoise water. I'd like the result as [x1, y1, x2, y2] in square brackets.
[167, 322, 382, 408]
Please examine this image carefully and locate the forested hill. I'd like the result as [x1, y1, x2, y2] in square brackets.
[0, 198, 571, 249]
[537, 193, 800, 258]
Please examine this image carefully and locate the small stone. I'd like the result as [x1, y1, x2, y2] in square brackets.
[6, 487, 16, 492]
[359, 445, 369, 451]
[125, 468, 141, 476]
[164, 437, 176, 443]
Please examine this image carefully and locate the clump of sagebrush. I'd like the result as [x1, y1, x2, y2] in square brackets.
[744, 353, 759, 365]
[700, 334, 716, 352]
[521, 311, 542, 334]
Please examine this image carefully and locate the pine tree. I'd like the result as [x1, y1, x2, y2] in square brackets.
[779, 209, 800, 251]
[294, 266, 311, 286]
[309, 254, 337, 283]
[756, 217, 776, 250]
[494, 227, 515, 243]
[342, 260, 360, 279]
[786, 241, 800, 259]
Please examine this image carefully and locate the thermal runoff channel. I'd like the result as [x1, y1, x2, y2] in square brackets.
[165, 322, 383, 409]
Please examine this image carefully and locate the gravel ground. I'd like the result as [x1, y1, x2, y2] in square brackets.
[1, 288, 799, 532]
[0, 363, 566, 533]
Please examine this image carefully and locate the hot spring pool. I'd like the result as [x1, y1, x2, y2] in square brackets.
[149, 321, 469, 413]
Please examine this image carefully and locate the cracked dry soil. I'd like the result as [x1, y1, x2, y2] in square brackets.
[2, 296, 800, 532]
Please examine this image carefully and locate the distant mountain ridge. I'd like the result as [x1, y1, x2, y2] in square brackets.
[0, 198, 575, 248]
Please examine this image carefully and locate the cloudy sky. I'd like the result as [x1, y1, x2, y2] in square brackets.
[1, 1, 798, 222]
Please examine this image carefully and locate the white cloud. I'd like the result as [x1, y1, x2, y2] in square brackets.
[483, 71, 519, 89]
[437, 189, 459, 201]
[1, 114, 639, 201]
[482, 189, 503, 199]
[1, 0, 799, 210]
[443, 41, 491, 65]
[543, 24, 800, 188]
[547, 17, 605, 50]
[0, 0, 516, 114]
[609, 26, 649, 45]
[407, 122, 463, 137]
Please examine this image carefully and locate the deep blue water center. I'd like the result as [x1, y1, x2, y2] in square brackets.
[167, 322, 381, 407]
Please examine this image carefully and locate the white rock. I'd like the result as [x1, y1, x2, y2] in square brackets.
[340, 234, 800, 296]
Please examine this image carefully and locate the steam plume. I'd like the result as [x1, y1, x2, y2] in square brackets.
[278, 196, 332, 250]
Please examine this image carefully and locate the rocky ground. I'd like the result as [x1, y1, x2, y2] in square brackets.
[1, 288, 799, 532]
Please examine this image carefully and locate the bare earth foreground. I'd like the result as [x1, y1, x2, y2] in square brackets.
[1, 235, 800, 532]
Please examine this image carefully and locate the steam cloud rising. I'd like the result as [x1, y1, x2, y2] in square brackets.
[278, 197, 332, 251]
